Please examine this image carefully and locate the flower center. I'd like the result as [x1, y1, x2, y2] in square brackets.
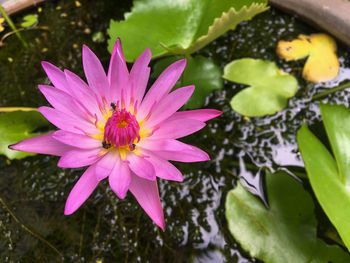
[103, 108, 140, 150]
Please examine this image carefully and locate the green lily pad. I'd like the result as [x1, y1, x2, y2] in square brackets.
[225, 171, 350, 262]
[107, 0, 268, 62]
[297, 103, 350, 251]
[21, 14, 38, 28]
[223, 58, 298, 117]
[0, 111, 49, 159]
[152, 55, 223, 109]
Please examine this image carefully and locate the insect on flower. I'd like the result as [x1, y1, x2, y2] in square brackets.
[9, 39, 221, 229]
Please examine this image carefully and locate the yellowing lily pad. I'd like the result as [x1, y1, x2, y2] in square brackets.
[277, 34, 339, 83]
[223, 58, 298, 117]
[0, 17, 5, 32]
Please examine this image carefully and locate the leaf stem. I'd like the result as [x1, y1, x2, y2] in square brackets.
[0, 197, 63, 258]
[0, 26, 49, 46]
[312, 82, 350, 101]
[0, 107, 37, 112]
[0, 5, 28, 48]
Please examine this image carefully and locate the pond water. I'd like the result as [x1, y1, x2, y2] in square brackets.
[1, 0, 350, 262]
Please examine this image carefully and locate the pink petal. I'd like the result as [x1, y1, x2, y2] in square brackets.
[9, 132, 73, 156]
[129, 173, 164, 230]
[126, 153, 156, 181]
[53, 130, 102, 149]
[64, 69, 102, 119]
[109, 157, 131, 199]
[38, 85, 88, 121]
[38, 106, 99, 135]
[169, 109, 222, 122]
[143, 86, 195, 128]
[41, 61, 70, 94]
[108, 39, 129, 104]
[94, 151, 118, 181]
[129, 48, 151, 106]
[142, 150, 183, 181]
[151, 118, 205, 139]
[138, 139, 210, 163]
[82, 45, 110, 102]
[137, 59, 186, 121]
[64, 164, 99, 215]
[58, 148, 102, 168]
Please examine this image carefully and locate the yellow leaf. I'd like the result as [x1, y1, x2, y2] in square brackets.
[0, 17, 5, 33]
[277, 34, 339, 83]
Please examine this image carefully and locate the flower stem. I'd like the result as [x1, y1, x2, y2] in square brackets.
[312, 81, 350, 101]
[0, 5, 28, 48]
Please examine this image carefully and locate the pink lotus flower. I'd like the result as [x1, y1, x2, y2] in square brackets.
[9, 40, 221, 229]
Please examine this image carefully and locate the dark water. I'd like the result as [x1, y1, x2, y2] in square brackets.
[1, 1, 350, 262]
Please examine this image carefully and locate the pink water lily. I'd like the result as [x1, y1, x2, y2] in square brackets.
[9, 40, 221, 229]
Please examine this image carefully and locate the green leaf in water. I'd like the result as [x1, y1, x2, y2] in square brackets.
[21, 14, 38, 28]
[225, 171, 350, 263]
[152, 55, 223, 109]
[0, 111, 49, 159]
[92, 31, 104, 43]
[223, 58, 298, 117]
[297, 103, 350, 251]
[107, 0, 268, 62]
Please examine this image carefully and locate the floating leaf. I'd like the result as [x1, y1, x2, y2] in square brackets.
[277, 34, 339, 82]
[153, 55, 223, 109]
[223, 58, 298, 117]
[0, 111, 49, 159]
[21, 14, 38, 28]
[107, 0, 268, 62]
[297, 103, 350, 250]
[92, 31, 104, 43]
[225, 171, 350, 262]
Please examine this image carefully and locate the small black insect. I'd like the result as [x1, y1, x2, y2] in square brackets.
[102, 141, 111, 149]
[131, 144, 136, 151]
[110, 102, 116, 111]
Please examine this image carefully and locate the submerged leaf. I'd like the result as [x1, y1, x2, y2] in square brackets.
[225, 171, 350, 262]
[107, 0, 268, 62]
[153, 55, 223, 109]
[223, 58, 298, 117]
[277, 34, 339, 82]
[0, 111, 49, 159]
[297, 103, 350, 250]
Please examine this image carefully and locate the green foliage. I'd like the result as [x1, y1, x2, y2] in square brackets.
[21, 14, 38, 28]
[107, 0, 268, 62]
[225, 171, 350, 262]
[223, 58, 298, 116]
[297, 103, 350, 251]
[152, 55, 223, 109]
[0, 111, 48, 159]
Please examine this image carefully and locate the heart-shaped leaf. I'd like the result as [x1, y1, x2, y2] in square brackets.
[297, 103, 350, 250]
[21, 14, 38, 28]
[225, 171, 350, 262]
[277, 34, 339, 82]
[152, 55, 223, 109]
[223, 58, 298, 117]
[107, 0, 268, 62]
[0, 110, 49, 159]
